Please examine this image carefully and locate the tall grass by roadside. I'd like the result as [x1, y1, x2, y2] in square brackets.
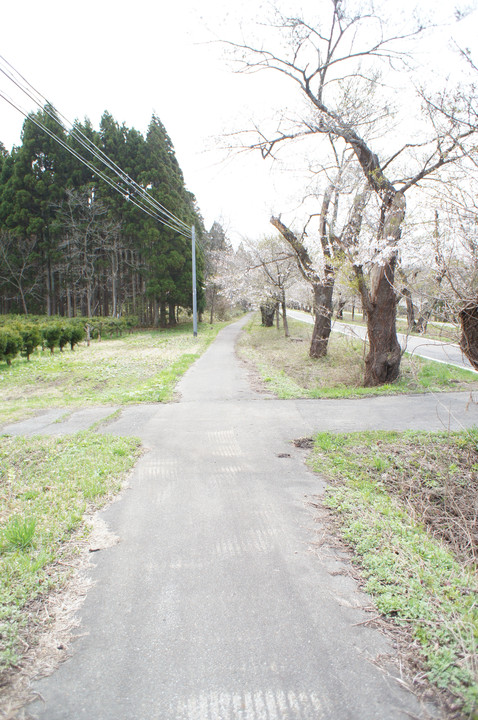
[238, 314, 478, 398]
[0, 432, 141, 672]
[0, 322, 226, 426]
[310, 430, 478, 716]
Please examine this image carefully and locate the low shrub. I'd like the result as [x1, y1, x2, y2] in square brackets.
[41, 324, 61, 354]
[0, 329, 22, 366]
[18, 325, 42, 361]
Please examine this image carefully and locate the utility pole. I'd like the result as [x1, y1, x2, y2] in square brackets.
[192, 225, 198, 337]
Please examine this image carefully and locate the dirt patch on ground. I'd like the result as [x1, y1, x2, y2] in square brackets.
[235, 349, 274, 396]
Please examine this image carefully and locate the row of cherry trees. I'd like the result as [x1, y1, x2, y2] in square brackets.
[0, 108, 205, 324]
[222, 0, 478, 385]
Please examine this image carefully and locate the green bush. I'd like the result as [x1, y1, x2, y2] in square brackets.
[58, 325, 72, 352]
[69, 324, 85, 350]
[18, 325, 42, 361]
[0, 516, 36, 552]
[41, 324, 61, 354]
[0, 329, 22, 366]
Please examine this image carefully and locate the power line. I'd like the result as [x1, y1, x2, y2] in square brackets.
[0, 54, 191, 234]
[0, 89, 192, 239]
[0, 55, 193, 238]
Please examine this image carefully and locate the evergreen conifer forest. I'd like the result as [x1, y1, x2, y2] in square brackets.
[0, 108, 205, 325]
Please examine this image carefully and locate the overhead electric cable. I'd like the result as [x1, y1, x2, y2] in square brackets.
[0, 89, 191, 238]
[0, 55, 192, 238]
[0, 55, 191, 234]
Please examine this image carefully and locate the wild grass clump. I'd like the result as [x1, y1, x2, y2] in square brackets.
[0, 432, 141, 672]
[310, 430, 478, 715]
[0, 517, 36, 552]
[238, 314, 478, 398]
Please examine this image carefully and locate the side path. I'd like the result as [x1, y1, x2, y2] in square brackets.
[287, 308, 476, 372]
[24, 317, 478, 720]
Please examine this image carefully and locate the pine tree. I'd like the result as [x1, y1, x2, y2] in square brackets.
[0, 105, 69, 314]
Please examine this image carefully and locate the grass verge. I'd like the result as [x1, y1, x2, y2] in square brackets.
[309, 430, 478, 717]
[0, 432, 141, 673]
[238, 314, 478, 398]
[0, 321, 226, 426]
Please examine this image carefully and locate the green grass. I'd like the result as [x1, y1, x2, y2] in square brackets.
[0, 322, 226, 426]
[0, 432, 141, 671]
[310, 430, 478, 715]
[238, 313, 478, 399]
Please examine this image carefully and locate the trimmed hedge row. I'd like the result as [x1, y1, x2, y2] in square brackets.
[0, 316, 137, 366]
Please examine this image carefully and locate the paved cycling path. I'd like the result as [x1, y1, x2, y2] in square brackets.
[17, 317, 478, 720]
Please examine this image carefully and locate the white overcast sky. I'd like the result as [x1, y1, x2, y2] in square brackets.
[1, 0, 476, 244]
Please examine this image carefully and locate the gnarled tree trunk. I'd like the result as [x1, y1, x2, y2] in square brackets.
[353, 191, 405, 387]
[335, 294, 346, 320]
[310, 281, 334, 358]
[271, 215, 335, 358]
[401, 287, 415, 331]
[362, 262, 402, 386]
[260, 302, 276, 326]
[459, 298, 478, 370]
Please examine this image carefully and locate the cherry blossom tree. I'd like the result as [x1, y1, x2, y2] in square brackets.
[225, 0, 478, 385]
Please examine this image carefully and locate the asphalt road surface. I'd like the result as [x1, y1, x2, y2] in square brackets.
[287, 309, 477, 372]
[18, 316, 478, 720]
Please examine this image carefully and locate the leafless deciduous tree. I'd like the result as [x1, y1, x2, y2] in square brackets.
[243, 236, 301, 337]
[0, 231, 40, 315]
[271, 141, 359, 356]
[58, 189, 120, 318]
[226, 0, 478, 385]
[427, 182, 478, 366]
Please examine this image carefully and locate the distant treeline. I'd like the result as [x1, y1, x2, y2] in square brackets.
[0, 107, 205, 324]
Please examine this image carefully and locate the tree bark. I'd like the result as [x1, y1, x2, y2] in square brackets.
[358, 261, 402, 386]
[401, 287, 416, 330]
[310, 281, 334, 358]
[271, 216, 334, 356]
[111, 251, 119, 317]
[459, 298, 478, 370]
[335, 295, 346, 320]
[160, 301, 167, 328]
[415, 303, 434, 334]
[281, 290, 290, 338]
[260, 303, 275, 326]
[86, 283, 93, 318]
[168, 302, 177, 326]
[153, 299, 160, 327]
[352, 191, 405, 387]
[45, 261, 52, 316]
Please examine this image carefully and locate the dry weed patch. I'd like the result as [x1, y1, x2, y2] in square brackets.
[365, 436, 478, 568]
